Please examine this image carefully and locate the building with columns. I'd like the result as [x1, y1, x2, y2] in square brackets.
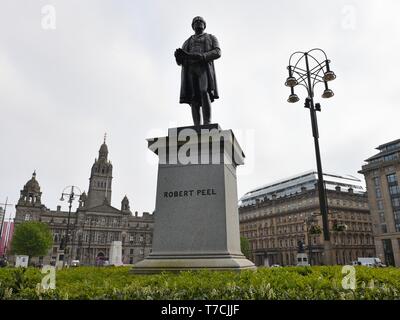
[359, 138, 400, 266]
[239, 171, 375, 266]
[13, 139, 154, 266]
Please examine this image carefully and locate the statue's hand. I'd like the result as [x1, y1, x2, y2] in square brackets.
[174, 49, 181, 58]
[175, 49, 184, 65]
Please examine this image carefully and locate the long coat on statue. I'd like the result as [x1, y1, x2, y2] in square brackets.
[178, 33, 221, 105]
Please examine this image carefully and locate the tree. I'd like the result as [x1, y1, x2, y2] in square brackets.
[10, 221, 53, 262]
[240, 236, 251, 259]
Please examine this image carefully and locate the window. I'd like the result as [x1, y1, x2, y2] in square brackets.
[24, 214, 31, 221]
[375, 188, 382, 198]
[389, 186, 400, 195]
[380, 223, 388, 233]
[373, 177, 380, 187]
[394, 210, 400, 232]
[392, 197, 400, 208]
[377, 200, 384, 210]
[387, 173, 397, 184]
[382, 154, 398, 162]
[382, 239, 395, 266]
[130, 249, 134, 255]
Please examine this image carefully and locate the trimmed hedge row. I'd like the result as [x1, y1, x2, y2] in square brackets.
[0, 266, 399, 300]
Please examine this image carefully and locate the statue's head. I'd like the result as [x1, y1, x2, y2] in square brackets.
[192, 16, 206, 32]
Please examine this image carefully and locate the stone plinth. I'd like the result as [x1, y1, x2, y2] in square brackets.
[109, 241, 123, 266]
[132, 124, 255, 273]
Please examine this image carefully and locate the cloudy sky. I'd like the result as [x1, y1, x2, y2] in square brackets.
[1, 0, 399, 218]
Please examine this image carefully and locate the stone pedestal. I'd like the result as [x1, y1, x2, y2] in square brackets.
[55, 250, 64, 269]
[296, 253, 309, 266]
[109, 241, 123, 266]
[132, 124, 255, 273]
[15, 255, 29, 268]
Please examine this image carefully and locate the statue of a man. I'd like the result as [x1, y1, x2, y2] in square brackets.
[174, 16, 221, 126]
[297, 240, 305, 253]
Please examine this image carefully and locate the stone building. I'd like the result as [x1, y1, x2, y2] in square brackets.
[359, 138, 400, 266]
[239, 171, 375, 266]
[13, 140, 154, 266]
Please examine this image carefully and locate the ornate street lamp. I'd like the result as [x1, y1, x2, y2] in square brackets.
[285, 48, 337, 265]
[59, 185, 82, 267]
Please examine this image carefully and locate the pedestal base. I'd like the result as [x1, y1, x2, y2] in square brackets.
[132, 253, 255, 274]
[132, 124, 255, 274]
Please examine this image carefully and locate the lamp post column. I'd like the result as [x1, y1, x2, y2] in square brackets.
[60, 185, 82, 268]
[63, 193, 73, 268]
[286, 48, 336, 265]
[304, 53, 332, 265]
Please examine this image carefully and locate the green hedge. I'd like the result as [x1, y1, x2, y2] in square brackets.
[0, 266, 399, 300]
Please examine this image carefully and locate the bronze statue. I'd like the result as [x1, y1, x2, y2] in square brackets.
[297, 240, 305, 253]
[175, 16, 221, 126]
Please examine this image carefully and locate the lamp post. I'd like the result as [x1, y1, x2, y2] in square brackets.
[59, 185, 82, 267]
[305, 212, 319, 265]
[285, 48, 336, 265]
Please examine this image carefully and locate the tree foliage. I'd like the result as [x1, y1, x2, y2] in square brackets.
[10, 221, 53, 258]
[240, 236, 251, 259]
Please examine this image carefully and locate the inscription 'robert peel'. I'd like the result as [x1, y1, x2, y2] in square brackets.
[164, 189, 216, 198]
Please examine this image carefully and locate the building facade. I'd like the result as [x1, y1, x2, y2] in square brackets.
[13, 140, 154, 266]
[359, 138, 400, 266]
[239, 171, 375, 266]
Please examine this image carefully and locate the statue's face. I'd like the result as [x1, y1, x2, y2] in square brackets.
[193, 20, 205, 33]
